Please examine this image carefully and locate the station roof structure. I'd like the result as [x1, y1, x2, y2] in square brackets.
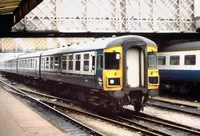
[0, 0, 22, 14]
[0, 0, 200, 42]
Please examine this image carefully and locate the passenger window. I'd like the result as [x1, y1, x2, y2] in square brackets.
[97, 55, 103, 68]
[50, 57, 54, 69]
[158, 56, 166, 65]
[29, 59, 31, 68]
[83, 54, 89, 71]
[42, 58, 45, 69]
[34, 60, 37, 68]
[92, 56, 95, 70]
[170, 56, 179, 65]
[62, 55, 67, 70]
[55, 56, 59, 69]
[30, 59, 33, 68]
[46, 57, 49, 69]
[25, 60, 27, 68]
[185, 55, 196, 65]
[76, 54, 81, 71]
[68, 55, 73, 70]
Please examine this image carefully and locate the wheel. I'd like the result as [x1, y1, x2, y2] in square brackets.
[112, 99, 124, 114]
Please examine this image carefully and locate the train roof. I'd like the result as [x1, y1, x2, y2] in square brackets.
[41, 35, 157, 56]
[0, 35, 157, 60]
[159, 41, 200, 52]
[0, 53, 22, 61]
[18, 51, 42, 59]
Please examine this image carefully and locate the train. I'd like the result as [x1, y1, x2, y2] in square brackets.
[0, 35, 159, 113]
[158, 41, 200, 94]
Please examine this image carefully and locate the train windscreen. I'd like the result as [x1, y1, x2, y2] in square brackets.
[148, 52, 157, 68]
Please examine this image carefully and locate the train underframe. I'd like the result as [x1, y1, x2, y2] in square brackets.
[160, 80, 200, 95]
[2, 72, 147, 114]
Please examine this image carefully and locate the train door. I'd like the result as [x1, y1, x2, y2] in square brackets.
[54, 55, 61, 80]
[96, 50, 103, 89]
[123, 41, 146, 89]
[90, 51, 96, 75]
[126, 48, 144, 87]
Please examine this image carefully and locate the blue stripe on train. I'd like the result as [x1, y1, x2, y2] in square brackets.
[159, 69, 200, 82]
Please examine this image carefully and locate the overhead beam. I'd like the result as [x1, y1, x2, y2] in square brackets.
[0, 6, 18, 10]
[0, 7, 18, 14]
[13, 0, 43, 24]
[0, 1, 21, 14]
[0, 2, 21, 8]
[0, 1, 21, 5]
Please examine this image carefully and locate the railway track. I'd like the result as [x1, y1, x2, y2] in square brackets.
[116, 110, 200, 135]
[0, 79, 105, 136]
[0, 79, 169, 136]
[148, 97, 200, 116]
[1, 78, 200, 136]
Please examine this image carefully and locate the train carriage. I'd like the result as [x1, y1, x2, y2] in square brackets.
[158, 41, 200, 94]
[0, 35, 159, 113]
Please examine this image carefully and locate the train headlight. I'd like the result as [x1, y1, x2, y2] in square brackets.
[110, 79, 115, 84]
[108, 78, 120, 86]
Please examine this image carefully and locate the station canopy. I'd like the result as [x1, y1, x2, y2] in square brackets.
[0, 0, 21, 14]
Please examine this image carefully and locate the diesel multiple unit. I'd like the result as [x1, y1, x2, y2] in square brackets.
[0, 35, 159, 113]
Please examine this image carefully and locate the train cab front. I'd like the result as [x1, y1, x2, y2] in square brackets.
[121, 40, 149, 112]
[147, 46, 160, 97]
[103, 41, 149, 113]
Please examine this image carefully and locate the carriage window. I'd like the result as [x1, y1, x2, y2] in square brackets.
[25, 60, 27, 68]
[97, 55, 103, 68]
[92, 56, 95, 70]
[68, 55, 73, 70]
[28, 59, 31, 68]
[83, 54, 89, 71]
[55, 56, 59, 69]
[76, 54, 81, 71]
[34, 60, 37, 68]
[105, 53, 120, 69]
[21, 60, 23, 68]
[42, 58, 45, 69]
[30, 59, 32, 68]
[46, 57, 49, 69]
[50, 57, 54, 69]
[158, 56, 166, 65]
[62, 55, 67, 70]
[185, 55, 196, 65]
[170, 56, 179, 65]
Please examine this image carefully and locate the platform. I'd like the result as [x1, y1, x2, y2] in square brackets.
[0, 85, 69, 136]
